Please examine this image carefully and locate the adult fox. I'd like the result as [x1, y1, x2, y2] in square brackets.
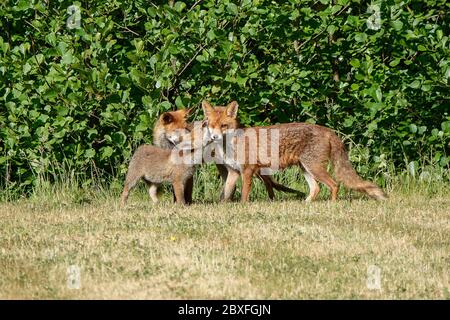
[202, 100, 387, 202]
[152, 108, 302, 201]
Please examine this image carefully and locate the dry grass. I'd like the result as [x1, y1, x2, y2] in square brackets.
[0, 181, 449, 299]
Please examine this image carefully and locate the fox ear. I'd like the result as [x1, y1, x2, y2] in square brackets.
[161, 112, 173, 124]
[183, 107, 194, 117]
[226, 101, 239, 119]
[202, 100, 214, 115]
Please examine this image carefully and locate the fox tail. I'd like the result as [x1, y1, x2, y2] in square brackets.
[329, 134, 387, 200]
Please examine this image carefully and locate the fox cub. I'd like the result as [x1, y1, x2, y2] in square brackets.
[120, 145, 196, 206]
[120, 121, 207, 206]
[152, 108, 195, 204]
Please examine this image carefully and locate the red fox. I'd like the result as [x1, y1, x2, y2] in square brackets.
[153, 107, 302, 201]
[120, 122, 206, 206]
[153, 108, 195, 204]
[202, 100, 387, 202]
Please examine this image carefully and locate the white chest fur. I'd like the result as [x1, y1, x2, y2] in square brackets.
[222, 135, 242, 172]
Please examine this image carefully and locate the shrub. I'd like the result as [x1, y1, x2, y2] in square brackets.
[0, 0, 449, 193]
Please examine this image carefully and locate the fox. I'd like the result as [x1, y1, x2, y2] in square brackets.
[120, 122, 207, 206]
[154, 107, 303, 201]
[153, 108, 194, 149]
[202, 100, 387, 202]
[153, 108, 195, 204]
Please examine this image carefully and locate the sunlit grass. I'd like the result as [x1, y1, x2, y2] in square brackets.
[0, 165, 449, 299]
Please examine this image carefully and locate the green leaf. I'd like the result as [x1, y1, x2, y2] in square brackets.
[207, 29, 216, 40]
[15, 0, 31, 11]
[298, 71, 310, 78]
[389, 58, 400, 67]
[268, 64, 280, 75]
[112, 131, 126, 144]
[343, 118, 354, 127]
[175, 96, 184, 108]
[391, 20, 403, 31]
[291, 83, 301, 91]
[147, 7, 157, 17]
[174, 1, 186, 12]
[160, 101, 172, 110]
[236, 76, 248, 87]
[327, 25, 337, 35]
[85, 149, 95, 159]
[417, 45, 427, 51]
[101, 146, 113, 159]
[355, 33, 367, 42]
[375, 88, 382, 102]
[441, 121, 450, 133]
[135, 122, 148, 132]
[23, 63, 31, 74]
[350, 59, 360, 68]
[227, 3, 238, 15]
[409, 80, 421, 89]
[61, 51, 73, 65]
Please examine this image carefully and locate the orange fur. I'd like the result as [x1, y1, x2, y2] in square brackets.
[202, 101, 387, 202]
[202, 101, 303, 200]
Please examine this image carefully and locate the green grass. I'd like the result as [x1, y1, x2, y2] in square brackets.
[0, 166, 449, 299]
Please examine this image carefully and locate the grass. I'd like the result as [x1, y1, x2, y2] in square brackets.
[0, 166, 449, 299]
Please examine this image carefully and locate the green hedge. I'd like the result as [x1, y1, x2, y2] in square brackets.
[1, 0, 449, 190]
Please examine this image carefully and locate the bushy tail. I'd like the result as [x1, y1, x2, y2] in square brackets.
[329, 134, 387, 200]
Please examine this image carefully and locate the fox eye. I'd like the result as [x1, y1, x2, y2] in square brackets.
[202, 121, 208, 128]
[221, 124, 228, 129]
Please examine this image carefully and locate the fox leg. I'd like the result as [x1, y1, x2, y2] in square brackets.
[120, 186, 130, 207]
[303, 169, 320, 202]
[120, 174, 141, 207]
[259, 174, 305, 199]
[305, 165, 339, 201]
[217, 164, 236, 200]
[241, 168, 255, 203]
[171, 187, 177, 203]
[184, 176, 194, 204]
[145, 182, 158, 203]
[222, 169, 240, 202]
[269, 177, 305, 196]
[258, 174, 275, 200]
[172, 180, 186, 205]
[170, 179, 191, 204]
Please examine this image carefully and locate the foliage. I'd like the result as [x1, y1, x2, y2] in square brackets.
[0, 0, 449, 192]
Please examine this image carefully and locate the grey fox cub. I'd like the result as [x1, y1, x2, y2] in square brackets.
[120, 122, 208, 206]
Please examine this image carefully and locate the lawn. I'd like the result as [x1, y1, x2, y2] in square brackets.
[0, 176, 448, 299]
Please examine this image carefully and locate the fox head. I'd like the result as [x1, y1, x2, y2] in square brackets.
[202, 100, 239, 142]
[155, 108, 193, 146]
